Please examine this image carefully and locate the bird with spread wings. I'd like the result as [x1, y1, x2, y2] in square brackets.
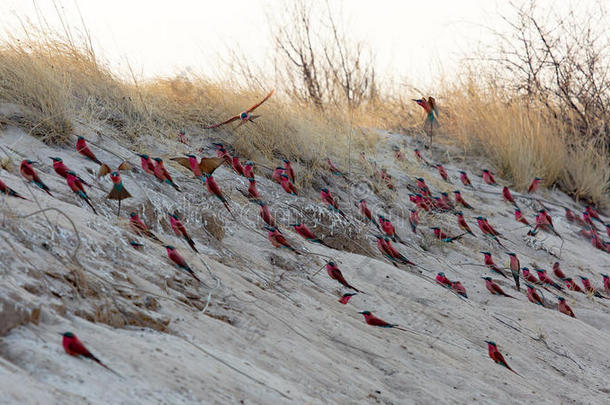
[204, 90, 274, 129]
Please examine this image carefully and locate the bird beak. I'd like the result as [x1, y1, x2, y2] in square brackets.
[358, 311, 365, 314]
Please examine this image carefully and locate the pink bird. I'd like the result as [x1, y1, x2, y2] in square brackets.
[129, 212, 160, 242]
[527, 177, 541, 193]
[485, 341, 518, 374]
[232, 156, 246, 177]
[431, 227, 463, 243]
[601, 274, 609, 294]
[482, 277, 515, 298]
[502, 186, 517, 206]
[137, 154, 156, 175]
[455, 211, 475, 236]
[320, 188, 346, 218]
[164, 245, 200, 281]
[358, 311, 408, 331]
[557, 297, 575, 318]
[453, 190, 473, 209]
[169, 213, 198, 253]
[522, 268, 540, 284]
[481, 252, 508, 278]
[383, 237, 414, 265]
[326, 261, 360, 291]
[436, 272, 452, 287]
[76, 136, 102, 165]
[247, 178, 261, 199]
[526, 284, 544, 305]
[107, 171, 132, 216]
[378, 215, 401, 242]
[392, 146, 404, 161]
[359, 199, 378, 229]
[290, 223, 327, 246]
[514, 208, 530, 226]
[552, 262, 566, 279]
[379, 168, 394, 190]
[205, 174, 231, 213]
[256, 201, 275, 227]
[534, 269, 562, 290]
[50, 157, 90, 186]
[506, 252, 521, 291]
[432, 196, 452, 211]
[280, 174, 298, 195]
[413, 148, 424, 162]
[177, 129, 189, 145]
[327, 158, 347, 178]
[409, 209, 419, 233]
[415, 178, 431, 197]
[20, 160, 52, 196]
[459, 170, 472, 187]
[579, 276, 604, 297]
[153, 158, 181, 192]
[264, 226, 300, 254]
[283, 159, 295, 183]
[243, 162, 255, 179]
[204, 90, 274, 129]
[481, 169, 497, 185]
[61, 332, 115, 373]
[585, 205, 603, 223]
[435, 164, 449, 181]
[212, 143, 232, 163]
[338, 293, 356, 305]
[272, 166, 285, 183]
[606, 223, 610, 238]
[66, 171, 97, 214]
[0, 178, 27, 200]
[451, 281, 468, 298]
[533, 209, 559, 236]
[439, 192, 454, 209]
[563, 277, 583, 293]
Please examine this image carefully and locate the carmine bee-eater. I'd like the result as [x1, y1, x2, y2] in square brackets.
[264, 225, 300, 254]
[338, 292, 356, 304]
[415, 178, 431, 197]
[205, 174, 231, 213]
[283, 159, 295, 183]
[61, 332, 115, 373]
[485, 341, 517, 374]
[527, 177, 541, 193]
[243, 161, 255, 179]
[439, 192, 454, 209]
[232, 156, 246, 177]
[137, 154, 156, 175]
[153, 158, 181, 192]
[435, 164, 449, 181]
[456, 211, 475, 236]
[177, 129, 189, 145]
[436, 272, 452, 287]
[506, 253, 521, 291]
[326, 261, 361, 292]
[290, 223, 327, 246]
[164, 245, 200, 281]
[0, 178, 27, 200]
[452, 281, 468, 298]
[359, 199, 379, 229]
[582, 211, 596, 229]
[432, 196, 452, 211]
[280, 174, 298, 195]
[383, 237, 414, 265]
[379, 168, 394, 190]
[20, 160, 52, 196]
[170, 154, 224, 183]
[204, 90, 274, 129]
[557, 297, 575, 318]
[169, 213, 198, 253]
[453, 190, 473, 209]
[129, 212, 161, 242]
[431, 227, 463, 243]
[107, 171, 131, 216]
[522, 267, 540, 284]
[257, 200, 275, 227]
[76, 136, 102, 165]
[482, 218, 501, 236]
[533, 209, 559, 236]
[601, 274, 609, 294]
[534, 268, 563, 290]
[476, 217, 504, 246]
[563, 277, 584, 293]
[327, 158, 347, 179]
[212, 143, 232, 163]
[585, 205, 603, 223]
[564, 208, 582, 225]
[392, 145, 404, 161]
[606, 224, 610, 238]
[129, 240, 144, 250]
[359, 311, 408, 331]
[459, 170, 472, 187]
[502, 186, 517, 206]
[50, 157, 91, 186]
[98, 161, 131, 179]
[514, 208, 530, 226]
[321, 188, 346, 218]
[247, 178, 261, 200]
[481, 169, 497, 185]
[552, 262, 566, 279]
[482, 277, 515, 298]
[378, 215, 402, 242]
[526, 284, 544, 305]
[66, 171, 97, 214]
[409, 209, 419, 233]
[579, 276, 605, 298]
[481, 252, 508, 279]
[375, 235, 398, 266]
[272, 166, 285, 183]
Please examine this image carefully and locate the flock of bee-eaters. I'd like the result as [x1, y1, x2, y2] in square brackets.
[1, 92, 609, 378]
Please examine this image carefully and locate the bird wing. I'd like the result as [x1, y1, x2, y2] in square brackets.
[170, 157, 192, 170]
[117, 161, 131, 171]
[98, 163, 112, 178]
[199, 157, 225, 175]
[246, 89, 275, 113]
[204, 115, 240, 129]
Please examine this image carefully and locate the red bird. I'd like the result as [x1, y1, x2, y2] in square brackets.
[453, 190, 473, 209]
[601, 274, 609, 294]
[177, 129, 189, 145]
[514, 208, 530, 226]
[61, 332, 114, 372]
[522, 267, 540, 284]
[482, 277, 515, 298]
[436, 272, 452, 287]
[164, 245, 200, 281]
[431, 227, 463, 243]
[359, 199, 379, 229]
[129, 212, 161, 242]
[283, 159, 295, 183]
[579, 276, 604, 297]
[534, 269, 563, 290]
[327, 158, 346, 178]
[107, 171, 132, 216]
[206, 174, 231, 213]
[321, 188, 345, 218]
[232, 156, 246, 177]
[169, 213, 198, 253]
[481, 169, 497, 185]
[435, 164, 449, 181]
[392, 145, 404, 161]
[257, 201, 275, 227]
[557, 297, 575, 318]
[326, 261, 360, 292]
[440, 192, 454, 209]
[526, 284, 544, 305]
[358, 311, 407, 330]
[379, 168, 394, 190]
[272, 166, 285, 183]
[247, 178, 261, 199]
[280, 174, 298, 195]
[0, 178, 27, 200]
[451, 281, 468, 298]
[527, 177, 541, 193]
[459, 170, 472, 187]
[416, 178, 431, 197]
[76, 136, 102, 165]
[50, 157, 90, 186]
[413, 148, 424, 162]
[552, 262, 566, 279]
[502, 186, 517, 206]
[66, 171, 97, 214]
[481, 252, 508, 278]
[564, 277, 584, 293]
[433, 196, 452, 211]
[534, 209, 559, 236]
[291, 223, 326, 245]
[212, 143, 232, 163]
[338, 293, 356, 305]
[265, 226, 300, 254]
[205, 90, 274, 129]
[383, 237, 414, 265]
[20, 160, 52, 196]
[243, 162, 255, 179]
[137, 154, 156, 175]
[485, 341, 517, 374]
[409, 209, 419, 233]
[506, 252, 521, 291]
[585, 205, 603, 223]
[378, 215, 401, 242]
[153, 158, 181, 192]
[456, 211, 475, 236]
[606, 224, 610, 238]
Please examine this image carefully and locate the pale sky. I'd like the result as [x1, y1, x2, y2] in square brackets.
[0, 0, 581, 86]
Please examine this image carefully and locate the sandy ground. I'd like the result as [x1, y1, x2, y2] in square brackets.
[0, 120, 609, 404]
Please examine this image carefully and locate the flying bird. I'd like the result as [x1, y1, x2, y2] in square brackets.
[204, 90, 274, 129]
[170, 154, 224, 183]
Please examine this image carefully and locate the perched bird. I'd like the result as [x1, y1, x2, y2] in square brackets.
[392, 145, 404, 161]
[0, 178, 27, 200]
[563, 277, 584, 293]
[606, 224, 610, 238]
[98, 161, 131, 179]
[534, 268, 563, 290]
[557, 297, 575, 318]
[321, 188, 346, 218]
[432, 196, 452, 211]
[454, 190, 473, 209]
[476, 217, 504, 246]
[485, 341, 517, 374]
[459, 170, 472, 187]
[243, 162, 255, 179]
[257, 201, 275, 227]
[526, 284, 544, 305]
[338, 293, 356, 305]
[327, 158, 347, 179]
[50, 157, 91, 186]
[205, 174, 231, 213]
[435, 164, 449, 181]
[247, 178, 261, 200]
[522, 267, 541, 284]
[66, 171, 97, 214]
[436, 272, 452, 287]
[431, 227, 463, 243]
[358, 311, 407, 330]
[359, 199, 379, 229]
[481, 252, 508, 278]
[514, 208, 530, 226]
[153, 158, 181, 192]
[177, 129, 189, 145]
[601, 273, 609, 294]
[506, 253, 521, 291]
[533, 209, 559, 236]
[61, 332, 114, 372]
[326, 261, 360, 292]
[382, 237, 414, 265]
[164, 245, 200, 281]
[439, 192, 455, 210]
[280, 174, 298, 195]
[416, 178, 431, 197]
[169, 213, 198, 253]
[527, 177, 542, 193]
[409, 209, 419, 233]
[482, 277, 515, 298]
[20, 160, 52, 196]
[585, 205, 603, 224]
[456, 211, 475, 236]
[272, 166, 285, 183]
[107, 171, 132, 216]
[413, 148, 426, 164]
[129, 212, 161, 242]
[76, 136, 102, 165]
[579, 276, 604, 297]
[204, 90, 274, 129]
[264, 226, 300, 254]
[212, 142, 231, 161]
[379, 215, 402, 242]
[129, 240, 144, 249]
[290, 223, 326, 245]
[481, 169, 497, 185]
[552, 262, 566, 279]
[170, 154, 224, 183]
[137, 154, 156, 175]
[283, 159, 295, 183]
[232, 156, 246, 177]
[564, 208, 584, 225]
[502, 186, 517, 206]
[379, 168, 394, 190]
[451, 281, 468, 298]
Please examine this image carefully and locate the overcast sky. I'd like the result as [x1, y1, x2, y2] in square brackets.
[0, 0, 581, 86]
